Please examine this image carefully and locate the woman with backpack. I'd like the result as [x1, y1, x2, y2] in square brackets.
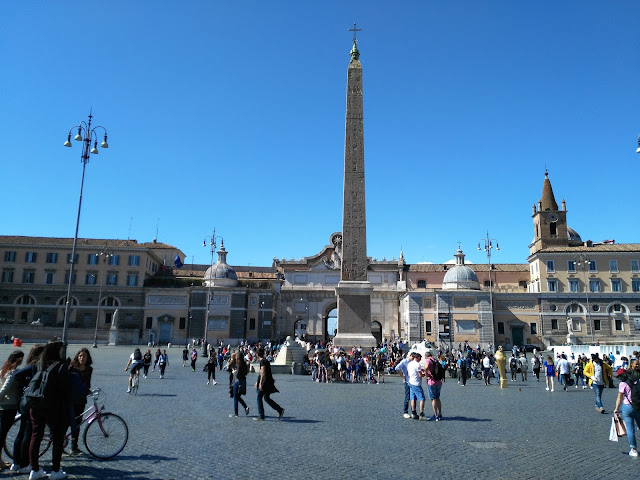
[28, 338, 70, 480]
[228, 352, 250, 417]
[204, 355, 217, 385]
[0, 350, 24, 470]
[614, 359, 640, 457]
[7, 345, 44, 474]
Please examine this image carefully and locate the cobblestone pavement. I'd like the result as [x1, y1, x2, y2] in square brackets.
[0, 344, 637, 479]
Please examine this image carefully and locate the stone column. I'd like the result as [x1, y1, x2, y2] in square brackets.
[333, 38, 376, 349]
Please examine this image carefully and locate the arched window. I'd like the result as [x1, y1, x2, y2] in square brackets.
[57, 296, 78, 306]
[100, 296, 120, 307]
[608, 303, 626, 315]
[565, 303, 583, 315]
[16, 295, 35, 305]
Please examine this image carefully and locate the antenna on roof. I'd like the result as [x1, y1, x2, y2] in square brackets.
[154, 218, 160, 243]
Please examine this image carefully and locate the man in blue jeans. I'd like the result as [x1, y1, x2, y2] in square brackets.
[254, 347, 284, 421]
[424, 349, 443, 421]
[395, 352, 413, 418]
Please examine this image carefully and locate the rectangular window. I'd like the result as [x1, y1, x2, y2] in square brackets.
[519, 280, 527, 289]
[179, 317, 186, 329]
[615, 319, 623, 331]
[425, 321, 432, 335]
[609, 260, 618, 273]
[546, 260, 555, 273]
[249, 318, 256, 330]
[46, 253, 58, 264]
[594, 319, 601, 331]
[484, 280, 490, 287]
[106, 274, 118, 286]
[85, 274, 97, 285]
[497, 322, 505, 335]
[569, 279, 580, 292]
[530, 323, 538, 335]
[126, 274, 138, 287]
[632, 279, 640, 293]
[128, 255, 140, 266]
[4, 251, 16, 262]
[572, 318, 581, 331]
[23, 271, 34, 283]
[67, 253, 78, 264]
[64, 272, 76, 284]
[547, 279, 558, 292]
[631, 260, 640, 273]
[611, 279, 622, 292]
[87, 254, 99, 265]
[551, 319, 558, 330]
[589, 280, 601, 293]
[146, 317, 153, 329]
[567, 260, 576, 273]
[109, 255, 120, 266]
[45, 272, 54, 284]
[2, 270, 14, 283]
[25, 252, 37, 263]
[588, 260, 597, 272]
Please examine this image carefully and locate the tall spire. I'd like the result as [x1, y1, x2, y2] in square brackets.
[540, 170, 558, 212]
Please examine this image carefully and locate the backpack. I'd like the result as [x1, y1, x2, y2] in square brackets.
[432, 359, 446, 381]
[630, 381, 640, 411]
[21, 361, 60, 411]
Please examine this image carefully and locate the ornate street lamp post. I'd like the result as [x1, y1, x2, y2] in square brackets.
[202, 229, 223, 357]
[478, 232, 500, 318]
[93, 248, 112, 348]
[575, 254, 595, 344]
[62, 112, 108, 358]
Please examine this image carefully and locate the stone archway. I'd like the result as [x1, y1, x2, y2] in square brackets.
[325, 304, 338, 342]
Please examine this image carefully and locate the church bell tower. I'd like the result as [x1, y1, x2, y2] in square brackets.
[529, 171, 569, 255]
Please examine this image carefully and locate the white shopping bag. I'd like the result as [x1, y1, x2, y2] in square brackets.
[609, 417, 619, 442]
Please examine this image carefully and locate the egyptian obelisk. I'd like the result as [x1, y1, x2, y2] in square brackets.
[333, 25, 377, 349]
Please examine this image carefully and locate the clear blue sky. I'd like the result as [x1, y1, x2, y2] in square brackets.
[2, 1, 638, 268]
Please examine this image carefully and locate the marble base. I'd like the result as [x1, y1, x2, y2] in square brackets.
[333, 281, 377, 348]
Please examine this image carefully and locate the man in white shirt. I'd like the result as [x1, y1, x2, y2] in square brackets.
[557, 353, 571, 391]
[395, 353, 412, 418]
[482, 353, 492, 386]
[407, 352, 426, 419]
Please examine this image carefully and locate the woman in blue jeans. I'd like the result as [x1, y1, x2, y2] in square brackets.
[227, 353, 249, 417]
[614, 360, 640, 457]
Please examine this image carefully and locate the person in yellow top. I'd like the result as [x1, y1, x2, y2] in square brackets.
[583, 353, 612, 414]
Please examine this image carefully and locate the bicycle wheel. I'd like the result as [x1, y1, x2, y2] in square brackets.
[83, 413, 128, 459]
[4, 415, 52, 460]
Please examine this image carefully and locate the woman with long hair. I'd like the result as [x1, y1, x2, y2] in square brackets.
[8, 345, 44, 473]
[228, 352, 249, 417]
[28, 338, 70, 480]
[68, 348, 93, 455]
[543, 355, 555, 392]
[614, 359, 640, 457]
[0, 350, 25, 469]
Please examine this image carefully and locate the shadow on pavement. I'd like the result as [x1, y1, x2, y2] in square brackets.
[279, 418, 322, 424]
[443, 416, 491, 422]
[135, 393, 178, 398]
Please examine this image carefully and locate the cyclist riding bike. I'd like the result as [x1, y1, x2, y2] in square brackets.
[124, 348, 144, 393]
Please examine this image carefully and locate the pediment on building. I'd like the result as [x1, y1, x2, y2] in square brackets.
[276, 232, 343, 272]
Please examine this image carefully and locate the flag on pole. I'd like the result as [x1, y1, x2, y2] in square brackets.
[174, 254, 184, 268]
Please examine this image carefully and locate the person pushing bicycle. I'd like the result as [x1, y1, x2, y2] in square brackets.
[124, 348, 143, 393]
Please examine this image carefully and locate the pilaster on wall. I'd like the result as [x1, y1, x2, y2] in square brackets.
[477, 295, 495, 347]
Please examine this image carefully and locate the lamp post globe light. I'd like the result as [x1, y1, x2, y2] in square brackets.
[202, 229, 224, 357]
[636, 133, 640, 154]
[62, 111, 109, 358]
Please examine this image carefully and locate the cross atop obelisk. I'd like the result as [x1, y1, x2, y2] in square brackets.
[333, 24, 376, 348]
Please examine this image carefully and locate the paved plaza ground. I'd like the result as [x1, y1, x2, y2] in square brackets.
[0, 343, 637, 479]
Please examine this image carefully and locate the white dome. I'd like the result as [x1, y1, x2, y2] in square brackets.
[442, 247, 480, 290]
